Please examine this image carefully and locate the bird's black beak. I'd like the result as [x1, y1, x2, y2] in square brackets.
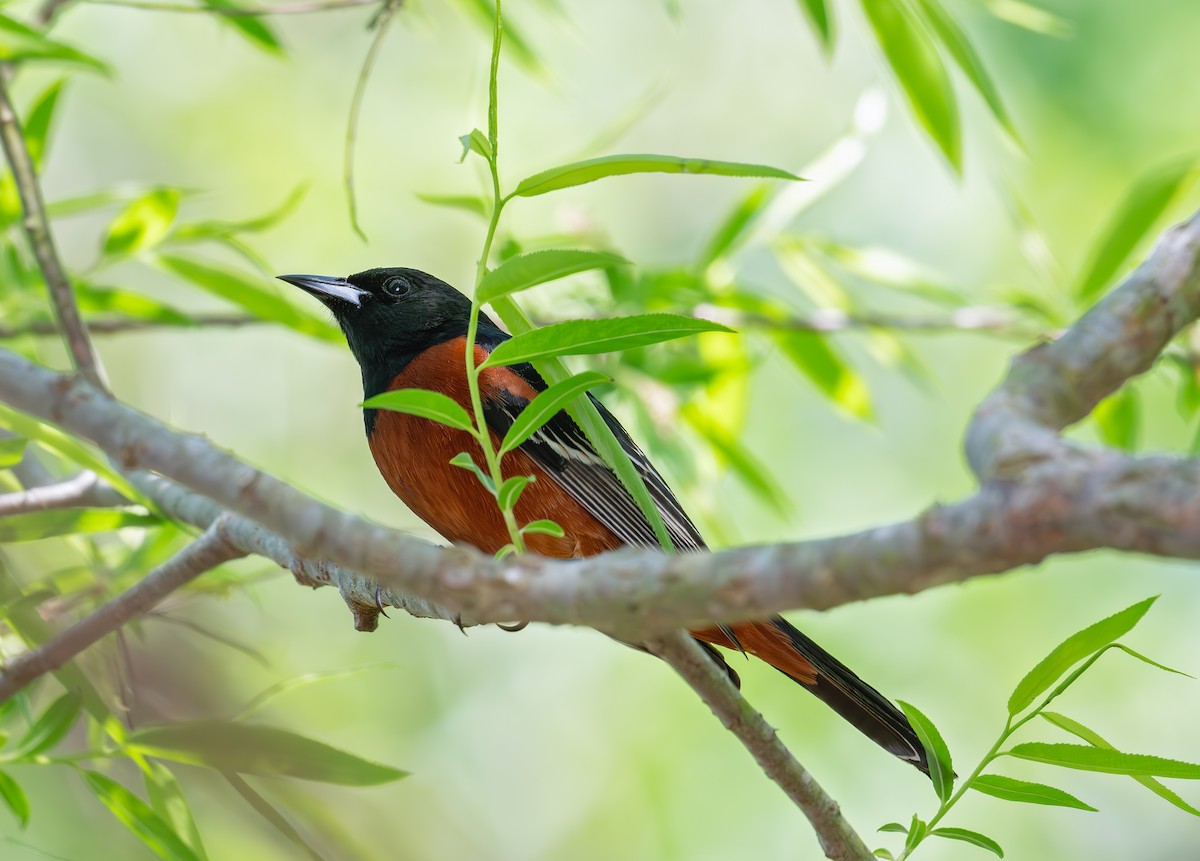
[277, 273, 370, 308]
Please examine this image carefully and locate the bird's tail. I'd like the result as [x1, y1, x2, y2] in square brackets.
[697, 616, 930, 775]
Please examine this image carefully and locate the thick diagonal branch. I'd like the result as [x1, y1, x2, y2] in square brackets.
[0, 518, 244, 704]
[648, 631, 873, 861]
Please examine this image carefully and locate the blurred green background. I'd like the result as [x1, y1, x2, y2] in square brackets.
[4, 0, 1200, 858]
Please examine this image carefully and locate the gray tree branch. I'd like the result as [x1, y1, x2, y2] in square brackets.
[647, 631, 874, 861]
[0, 470, 126, 516]
[0, 202, 1198, 638]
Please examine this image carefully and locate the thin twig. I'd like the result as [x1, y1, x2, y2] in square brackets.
[0, 517, 244, 704]
[36, 0, 76, 24]
[83, 0, 378, 15]
[646, 631, 873, 861]
[0, 314, 263, 340]
[695, 305, 1042, 338]
[0, 79, 105, 390]
[0, 470, 126, 516]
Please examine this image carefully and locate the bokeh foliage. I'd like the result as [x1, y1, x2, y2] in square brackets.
[1, 0, 1200, 859]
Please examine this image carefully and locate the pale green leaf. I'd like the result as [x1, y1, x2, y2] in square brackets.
[1007, 742, 1200, 779]
[699, 184, 771, 269]
[796, 0, 834, 52]
[103, 189, 181, 259]
[521, 519, 564, 538]
[0, 14, 109, 73]
[0, 509, 161, 544]
[897, 700, 953, 802]
[482, 314, 733, 367]
[24, 79, 67, 171]
[496, 474, 534, 511]
[415, 192, 488, 219]
[157, 254, 342, 343]
[1007, 596, 1156, 715]
[128, 721, 409, 785]
[929, 827, 1003, 858]
[0, 769, 30, 827]
[772, 331, 872, 419]
[1041, 712, 1200, 817]
[0, 437, 26, 468]
[1076, 159, 1196, 301]
[222, 772, 328, 861]
[513, 153, 800, 197]
[362, 389, 476, 434]
[478, 250, 629, 303]
[448, 451, 495, 493]
[82, 770, 202, 861]
[144, 762, 208, 861]
[970, 774, 1096, 811]
[458, 128, 492, 163]
[201, 0, 284, 55]
[498, 371, 609, 455]
[14, 691, 81, 758]
[860, 0, 961, 170]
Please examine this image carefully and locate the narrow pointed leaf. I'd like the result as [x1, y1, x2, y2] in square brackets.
[482, 315, 732, 367]
[1076, 159, 1196, 301]
[0, 770, 29, 827]
[144, 762, 208, 861]
[904, 815, 927, 853]
[929, 828, 1003, 858]
[478, 250, 629, 303]
[699, 184, 771, 268]
[874, 851, 895, 861]
[1007, 742, 1200, 779]
[128, 722, 408, 785]
[0, 509, 161, 543]
[1042, 712, 1200, 816]
[1008, 596, 1157, 715]
[0, 437, 26, 468]
[201, 0, 283, 54]
[416, 192, 487, 219]
[1093, 386, 1139, 451]
[796, 0, 834, 51]
[499, 371, 609, 455]
[913, 0, 1016, 138]
[496, 475, 534, 511]
[513, 154, 800, 197]
[82, 771, 202, 861]
[362, 389, 475, 434]
[448, 452, 495, 493]
[14, 691, 81, 757]
[103, 189, 181, 259]
[860, 0, 961, 170]
[222, 772, 328, 861]
[0, 14, 109, 73]
[877, 822, 909, 834]
[897, 700, 953, 801]
[521, 519, 564, 538]
[971, 774, 1097, 811]
[24, 79, 66, 170]
[458, 128, 492, 163]
[772, 331, 872, 419]
[75, 283, 192, 325]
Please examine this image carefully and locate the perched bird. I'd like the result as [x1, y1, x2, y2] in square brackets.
[280, 266, 929, 775]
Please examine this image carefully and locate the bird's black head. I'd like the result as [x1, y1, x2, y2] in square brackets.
[278, 267, 495, 401]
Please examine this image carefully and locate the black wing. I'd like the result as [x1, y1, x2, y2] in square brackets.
[482, 362, 706, 553]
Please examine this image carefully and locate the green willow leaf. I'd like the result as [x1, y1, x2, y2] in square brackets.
[157, 254, 342, 343]
[0, 14, 109, 73]
[905, 815, 926, 853]
[362, 389, 476, 434]
[201, 0, 284, 55]
[0, 769, 29, 827]
[521, 519, 564, 538]
[498, 371, 609, 455]
[1093, 386, 1140, 450]
[1007, 596, 1157, 715]
[415, 192, 488, 219]
[772, 331, 872, 419]
[144, 761, 208, 861]
[488, 296, 674, 550]
[76, 283, 192, 325]
[796, 0, 834, 52]
[0, 509, 161, 544]
[482, 315, 733, 367]
[82, 771, 203, 861]
[1076, 159, 1196, 301]
[877, 822, 909, 834]
[127, 722, 409, 785]
[25, 78, 66, 171]
[222, 772, 328, 861]
[448, 452, 495, 493]
[0, 437, 26, 468]
[929, 827, 1004, 858]
[513, 153, 800, 197]
[103, 189, 181, 259]
[171, 184, 308, 242]
[458, 128, 492, 163]
[971, 773, 1097, 811]
[860, 0, 961, 170]
[897, 700, 953, 802]
[0, 404, 152, 507]
[14, 691, 82, 758]
[1042, 712, 1200, 817]
[1007, 742, 1200, 779]
[496, 475, 534, 511]
[478, 250, 629, 303]
[913, 0, 1016, 138]
[698, 184, 771, 269]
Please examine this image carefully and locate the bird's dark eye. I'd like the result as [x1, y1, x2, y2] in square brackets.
[382, 277, 411, 298]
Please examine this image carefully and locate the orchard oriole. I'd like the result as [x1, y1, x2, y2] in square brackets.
[280, 267, 929, 775]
